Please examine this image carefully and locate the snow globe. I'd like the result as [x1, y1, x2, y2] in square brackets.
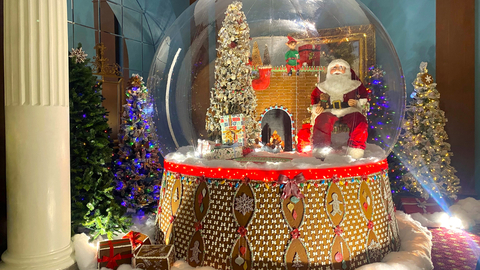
[151, 0, 404, 269]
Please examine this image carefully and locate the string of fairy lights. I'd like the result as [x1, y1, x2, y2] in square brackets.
[389, 63, 460, 200]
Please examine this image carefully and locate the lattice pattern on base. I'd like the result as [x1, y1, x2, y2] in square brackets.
[157, 170, 398, 270]
[369, 180, 390, 259]
[160, 174, 174, 233]
[248, 184, 290, 270]
[339, 182, 368, 267]
[202, 182, 238, 270]
[382, 174, 401, 241]
[173, 181, 196, 260]
[303, 183, 332, 270]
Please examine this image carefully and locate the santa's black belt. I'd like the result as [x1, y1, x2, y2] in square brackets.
[330, 100, 350, 109]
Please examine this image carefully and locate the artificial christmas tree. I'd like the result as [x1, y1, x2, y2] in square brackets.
[263, 44, 271, 66]
[251, 41, 262, 69]
[362, 66, 407, 194]
[69, 45, 130, 238]
[393, 62, 460, 200]
[114, 74, 162, 214]
[205, 1, 258, 144]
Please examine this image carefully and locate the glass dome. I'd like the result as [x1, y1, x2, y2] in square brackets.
[148, 0, 405, 162]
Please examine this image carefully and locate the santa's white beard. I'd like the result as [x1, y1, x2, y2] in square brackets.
[319, 72, 361, 97]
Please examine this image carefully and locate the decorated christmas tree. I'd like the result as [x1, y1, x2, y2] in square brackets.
[393, 62, 460, 199]
[251, 41, 262, 69]
[69, 46, 130, 238]
[263, 44, 271, 66]
[114, 74, 162, 215]
[364, 65, 395, 146]
[205, 1, 258, 144]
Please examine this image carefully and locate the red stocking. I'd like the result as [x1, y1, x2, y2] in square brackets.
[252, 66, 272, 91]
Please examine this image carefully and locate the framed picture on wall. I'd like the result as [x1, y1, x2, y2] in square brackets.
[291, 24, 376, 81]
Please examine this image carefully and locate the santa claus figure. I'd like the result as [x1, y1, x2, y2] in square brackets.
[311, 59, 369, 159]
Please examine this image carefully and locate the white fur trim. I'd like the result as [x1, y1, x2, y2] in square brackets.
[348, 148, 364, 159]
[313, 147, 332, 159]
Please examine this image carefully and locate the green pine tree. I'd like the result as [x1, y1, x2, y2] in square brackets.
[393, 62, 460, 200]
[69, 45, 131, 239]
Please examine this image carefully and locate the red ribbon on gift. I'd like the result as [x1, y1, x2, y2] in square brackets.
[122, 231, 144, 250]
[278, 173, 306, 199]
[98, 240, 133, 269]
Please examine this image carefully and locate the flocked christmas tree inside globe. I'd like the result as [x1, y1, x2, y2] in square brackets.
[148, 0, 406, 165]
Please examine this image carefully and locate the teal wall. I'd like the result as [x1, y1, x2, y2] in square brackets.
[359, 0, 436, 96]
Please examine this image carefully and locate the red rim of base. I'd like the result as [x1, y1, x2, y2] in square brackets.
[164, 159, 388, 182]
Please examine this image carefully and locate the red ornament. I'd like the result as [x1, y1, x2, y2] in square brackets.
[334, 251, 343, 262]
[334, 225, 344, 236]
[332, 175, 340, 184]
[194, 222, 203, 231]
[197, 193, 204, 204]
[241, 176, 251, 184]
[363, 202, 369, 211]
[367, 220, 374, 230]
[230, 41, 238, 48]
[239, 246, 246, 256]
[291, 228, 301, 239]
[169, 215, 175, 223]
[237, 226, 248, 237]
[196, 176, 206, 184]
[157, 205, 162, 214]
[292, 209, 297, 220]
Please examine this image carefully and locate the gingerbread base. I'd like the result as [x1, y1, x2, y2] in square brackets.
[156, 159, 400, 270]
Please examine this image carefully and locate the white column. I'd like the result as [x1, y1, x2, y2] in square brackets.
[0, 0, 75, 269]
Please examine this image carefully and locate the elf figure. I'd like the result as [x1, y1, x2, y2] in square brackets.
[285, 36, 301, 76]
[311, 59, 369, 159]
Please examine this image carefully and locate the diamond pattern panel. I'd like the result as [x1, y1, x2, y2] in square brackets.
[202, 182, 238, 270]
[249, 184, 289, 270]
[173, 179, 196, 260]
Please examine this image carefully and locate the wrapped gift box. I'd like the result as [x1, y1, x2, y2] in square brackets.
[97, 238, 133, 270]
[399, 197, 443, 214]
[220, 114, 246, 146]
[203, 145, 244, 160]
[122, 231, 151, 254]
[299, 44, 321, 66]
[134, 245, 175, 270]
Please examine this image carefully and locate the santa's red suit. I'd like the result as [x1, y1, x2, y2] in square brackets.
[311, 59, 369, 155]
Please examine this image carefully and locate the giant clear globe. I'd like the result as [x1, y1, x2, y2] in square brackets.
[148, 0, 405, 163]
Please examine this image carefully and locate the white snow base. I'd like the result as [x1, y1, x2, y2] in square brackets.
[73, 212, 433, 270]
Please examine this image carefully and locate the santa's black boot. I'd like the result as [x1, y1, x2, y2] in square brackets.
[288, 70, 292, 76]
[296, 69, 300, 76]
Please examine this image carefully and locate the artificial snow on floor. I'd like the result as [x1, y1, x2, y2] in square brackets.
[167, 135, 386, 171]
[73, 211, 433, 270]
[409, 197, 480, 229]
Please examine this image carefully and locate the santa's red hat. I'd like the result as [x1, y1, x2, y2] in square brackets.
[287, 36, 297, 44]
